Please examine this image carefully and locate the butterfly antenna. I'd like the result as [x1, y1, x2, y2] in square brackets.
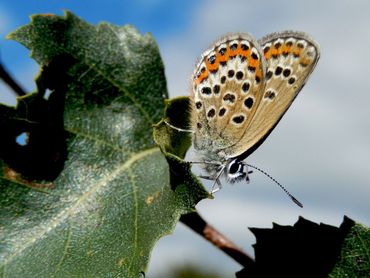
[246, 164, 303, 208]
[163, 120, 195, 133]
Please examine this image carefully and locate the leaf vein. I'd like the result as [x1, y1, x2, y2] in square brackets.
[64, 126, 126, 152]
[2, 147, 160, 266]
[53, 221, 72, 276]
[127, 167, 139, 274]
[73, 54, 154, 125]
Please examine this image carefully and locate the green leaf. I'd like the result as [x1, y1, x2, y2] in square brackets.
[329, 221, 370, 277]
[153, 96, 211, 207]
[153, 96, 192, 159]
[0, 11, 207, 277]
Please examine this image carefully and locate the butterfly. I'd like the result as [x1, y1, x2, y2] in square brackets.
[190, 31, 320, 199]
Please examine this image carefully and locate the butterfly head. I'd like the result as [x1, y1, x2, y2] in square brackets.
[225, 158, 250, 183]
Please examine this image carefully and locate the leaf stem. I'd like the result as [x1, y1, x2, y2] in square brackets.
[180, 212, 254, 268]
[0, 62, 26, 96]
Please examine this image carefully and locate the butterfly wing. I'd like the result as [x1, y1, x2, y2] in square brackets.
[190, 33, 267, 157]
[222, 31, 320, 159]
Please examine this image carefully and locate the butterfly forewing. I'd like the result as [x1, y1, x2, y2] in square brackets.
[224, 31, 320, 158]
[191, 33, 266, 153]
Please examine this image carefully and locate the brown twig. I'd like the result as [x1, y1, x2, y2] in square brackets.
[0, 62, 26, 96]
[180, 211, 254, 268]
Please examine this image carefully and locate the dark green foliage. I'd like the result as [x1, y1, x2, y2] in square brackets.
[0, 12, 207, 277]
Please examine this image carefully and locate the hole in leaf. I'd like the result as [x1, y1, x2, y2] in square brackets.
[43, 89, 53, 100]
[15, 132, 30, 146]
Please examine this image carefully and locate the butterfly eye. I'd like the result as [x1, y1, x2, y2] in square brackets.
[229, 161, 243, 174]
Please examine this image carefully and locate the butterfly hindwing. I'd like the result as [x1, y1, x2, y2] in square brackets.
[191, 33, 267, 153]
[225, 31, 320, 158]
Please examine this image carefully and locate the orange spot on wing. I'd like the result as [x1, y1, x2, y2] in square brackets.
[256, 70, 262, 80]
[241, 48, 250, 59]
[282, 44, 292, 55]
[264, 49, 271, 60]
[292, 47, 301, 57]
[205, 58, 219, 72]
[218, 49, 229, 62]
[229, 45, 239, 57]
[235, 45, 245, 56]
[249, 57, 259, 68]
[195, 70, 209, 85]
[271, 48, 279, 57]
[300, 57, 311, 66]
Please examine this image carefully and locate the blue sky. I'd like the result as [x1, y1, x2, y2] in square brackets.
[0, 0, 195, 39]
[0, 0, 196, 104]
[1, 1, 370, 277]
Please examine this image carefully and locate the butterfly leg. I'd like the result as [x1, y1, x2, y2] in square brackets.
[246, 170, 253, 184]
[211, 178, 222, 194]
[210, 166, 225, 194]
[188, 161, 223, 166]
[198, 175, 214, 180]
[198, 175, 222, 193]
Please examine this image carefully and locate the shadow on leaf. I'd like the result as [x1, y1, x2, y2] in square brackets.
[0, 55, 75, 185]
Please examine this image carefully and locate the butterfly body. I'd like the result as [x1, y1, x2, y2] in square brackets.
[190, 31, 320, 190]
